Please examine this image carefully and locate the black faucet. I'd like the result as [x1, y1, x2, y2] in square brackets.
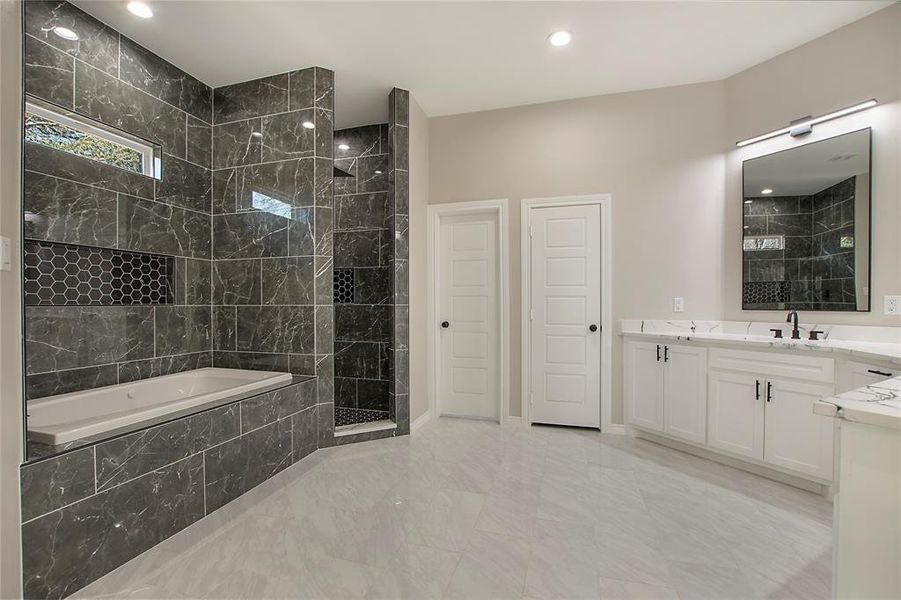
[786, 310, 801, 339]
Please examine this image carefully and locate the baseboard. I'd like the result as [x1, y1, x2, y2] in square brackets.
[603, 423, 626, 435]
[633, 428, 829, 495]
[411, 410, 432, 433]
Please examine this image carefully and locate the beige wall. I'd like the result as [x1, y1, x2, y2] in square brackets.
[724, 2, 901, 326]
[428, 82, 727, 420]
[409, 97, 430, 422]
[423, 2, 901, 423]
[0, 1, 23, 596]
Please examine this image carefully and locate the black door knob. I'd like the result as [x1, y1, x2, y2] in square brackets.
[441, 321, 449, 328]
[589, 324, 598, 332]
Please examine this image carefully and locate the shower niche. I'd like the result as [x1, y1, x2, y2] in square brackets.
[332, 90, 409, 432]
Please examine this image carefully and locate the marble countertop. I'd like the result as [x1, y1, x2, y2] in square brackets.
[620, 319, 901, 365]
[815, 376, 901, 430]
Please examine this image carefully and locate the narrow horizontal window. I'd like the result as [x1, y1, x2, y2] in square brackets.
[743, 235, 784, 251]
[24, 100, 158, 177]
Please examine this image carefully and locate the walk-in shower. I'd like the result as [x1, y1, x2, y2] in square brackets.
[332, 90, 408, 430]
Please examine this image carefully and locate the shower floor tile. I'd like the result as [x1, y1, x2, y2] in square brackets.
[73, 418, 833, 600]
[335, 407, 390, 427]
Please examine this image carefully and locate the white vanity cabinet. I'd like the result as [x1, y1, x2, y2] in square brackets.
[707, 348, 835, 481]
[625, 341, 707, 444]
[626, 340, 838, 484]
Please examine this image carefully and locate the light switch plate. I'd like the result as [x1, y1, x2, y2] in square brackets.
[885, 295, 901, 315]
[673, 297, 685, 313]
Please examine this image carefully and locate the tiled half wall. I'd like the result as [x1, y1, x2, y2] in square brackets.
[20, 378, 317, 599]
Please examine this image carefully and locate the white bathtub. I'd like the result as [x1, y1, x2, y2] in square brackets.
[27, 368, 294, 446]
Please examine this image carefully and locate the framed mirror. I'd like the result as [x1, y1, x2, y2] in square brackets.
[742, 128, 871, 311]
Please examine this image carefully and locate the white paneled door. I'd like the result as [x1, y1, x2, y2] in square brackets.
[438, 212, 500, 420]
[529, 205, 601, 427]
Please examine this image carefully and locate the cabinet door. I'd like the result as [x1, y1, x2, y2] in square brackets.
[708, 371, 765, 460]
[764, 379, 835, 481]
[626, 341, 663, 431]
[663, 344, 708, 444]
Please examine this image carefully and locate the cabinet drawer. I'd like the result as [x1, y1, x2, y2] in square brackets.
[709, 348, 833, 384]
[836, 360, 897, 394]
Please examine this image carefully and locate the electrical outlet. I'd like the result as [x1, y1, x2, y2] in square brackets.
[673, 297, 685, 313]
[885, 295, 901, 315]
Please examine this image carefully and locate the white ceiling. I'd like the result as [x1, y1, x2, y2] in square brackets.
[744, 129, 871, 197]
[73, 1, 893, 129]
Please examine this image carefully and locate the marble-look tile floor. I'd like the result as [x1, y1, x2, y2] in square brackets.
[74, 418, 833, 599]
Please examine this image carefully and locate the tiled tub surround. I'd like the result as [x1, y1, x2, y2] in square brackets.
[20, 376, 318, 599]
[743, 176, 861, 311]
[620, 319, 901, 364]
[23, 2, 338, 436]
[23, 0, 215, 402]
[333, 123, 393, 424]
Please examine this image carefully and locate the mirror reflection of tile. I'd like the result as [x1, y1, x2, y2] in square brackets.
[742, 129, 871, 312]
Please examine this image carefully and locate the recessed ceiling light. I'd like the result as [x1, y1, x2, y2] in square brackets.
[252, 131, 262, 138]
[51, 26, 79, 41]
[374, 170, 383, 174]
[761, 188, 773, 195]
[744, 200, 753, 204]
[743, 225, 750, 229]
[127, 2, 153, 19]
[547, 31, 572, 47]
[337, 143, 350, 151]
[302, 121, 315, 129]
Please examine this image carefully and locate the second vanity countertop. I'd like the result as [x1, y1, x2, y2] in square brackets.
[620, 319, 901, 366]
[814, 376, 901, 430]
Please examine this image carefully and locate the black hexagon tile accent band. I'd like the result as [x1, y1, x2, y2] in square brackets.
[24, 240, 175, 306]
[333, 269, 354, 304]
[742, 281, 788, 305]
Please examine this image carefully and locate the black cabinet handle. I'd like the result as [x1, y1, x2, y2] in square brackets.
[589, 324, 598, 332]
[766, 381, 772, 403]
[440, 321, 449, 328]
[656, 345, 661, 362]
[664, 346, 669, 362]
[868, 369, 893, 377]
[755, 379, 760, 401]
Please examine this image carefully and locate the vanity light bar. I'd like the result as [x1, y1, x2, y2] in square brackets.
[735, 99, 878, 147]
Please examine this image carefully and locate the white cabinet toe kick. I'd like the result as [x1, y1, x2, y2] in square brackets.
[624, 334, 898, 489]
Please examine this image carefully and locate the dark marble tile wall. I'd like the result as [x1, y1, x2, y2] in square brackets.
[20, 378, 318, 600]
[23, 1, 215, 401]
[209, 67, 332, 399]
[389, 89, 411, 435]
[333, 124, 393, 417]
[742, 176, 858, 311]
